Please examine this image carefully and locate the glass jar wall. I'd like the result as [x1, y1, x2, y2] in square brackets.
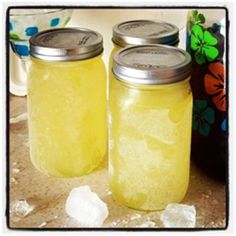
[109, 45, 192, 210]
[28, 28, 107, 177]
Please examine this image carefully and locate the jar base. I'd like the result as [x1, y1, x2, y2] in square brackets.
[110, 189, 187, 211]
[30, 154, 107, 178]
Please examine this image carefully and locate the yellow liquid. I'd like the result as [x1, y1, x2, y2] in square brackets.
[109, 76, 192, 210]
[28, 56, 107, 177]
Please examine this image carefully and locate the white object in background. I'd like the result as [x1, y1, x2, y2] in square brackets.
[10, 47, 28, 96]
[65, 186, 109, 227]
[160, 203, 196, 228]
[9, 9, 73, 96]
[69, 9, 188, 66]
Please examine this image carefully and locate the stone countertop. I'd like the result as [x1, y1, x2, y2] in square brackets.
[8, 94, 226, 229]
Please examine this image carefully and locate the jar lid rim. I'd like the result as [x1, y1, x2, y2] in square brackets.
[112, 45, 192, 85]
[30, 27, 103, 61]
[112, 20, 179, 47]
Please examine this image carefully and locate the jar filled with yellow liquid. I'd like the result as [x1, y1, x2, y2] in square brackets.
[28, 28, 107, 177]
[109, 45, 192, 210]
[109, 20, 179, 70]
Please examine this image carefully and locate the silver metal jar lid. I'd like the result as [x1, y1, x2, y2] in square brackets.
[30, 28, 103, 61]
[112, 45, 191, 85]
[112, 20, 179, 47]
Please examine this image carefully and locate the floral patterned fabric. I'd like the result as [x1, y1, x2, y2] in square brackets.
[204, 62, 226, 112]
[187, 10, 227, 180]
[191, 24, 219, 64]
[192, 100, 215, 136]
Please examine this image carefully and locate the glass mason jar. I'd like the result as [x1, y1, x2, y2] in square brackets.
[28, 28, 107, 177]
[109, 45, 192, 210]
[186, 9, 227, 180]
[109, 20, 179, 72]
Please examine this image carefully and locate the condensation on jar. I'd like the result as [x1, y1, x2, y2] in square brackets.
[109, 45, 192, 211]
[28, 28, 107, 177]
[109, 20, 179, 71]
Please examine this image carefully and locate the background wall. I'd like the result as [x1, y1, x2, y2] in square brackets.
[10, 8, 189, 95]
[68, 9, 188, 65]
[10, 8, 227, 95]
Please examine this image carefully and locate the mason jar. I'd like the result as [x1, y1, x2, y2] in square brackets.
[28, 28, 107, 177]
[109, 45, 192, 210]
[109, 20, 179, 71]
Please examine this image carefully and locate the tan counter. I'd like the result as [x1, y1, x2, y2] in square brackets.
[9, 94, 226, 229]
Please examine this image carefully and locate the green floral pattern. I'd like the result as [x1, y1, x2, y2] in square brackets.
[190, 10, 205, 27]
[192, 100, 215, 136]
[191, 24, 219, 64]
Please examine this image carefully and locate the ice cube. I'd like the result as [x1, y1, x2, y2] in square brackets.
[160, 203, 196, 228]
[10, 200, 34, 218]
[65, 186, 109, 227]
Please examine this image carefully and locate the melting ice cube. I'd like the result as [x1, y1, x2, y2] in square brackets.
[65, 186, 109, 227]
[160, 203, 196, 228]
[10, 200, 34, 218]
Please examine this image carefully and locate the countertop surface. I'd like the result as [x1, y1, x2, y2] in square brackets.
[9, 94, 227, 229]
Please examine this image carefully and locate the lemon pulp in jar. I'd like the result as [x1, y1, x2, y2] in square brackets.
[109, 45, 192, 210]
[28, 28, 107, 177]
[109, 20, 179, 71]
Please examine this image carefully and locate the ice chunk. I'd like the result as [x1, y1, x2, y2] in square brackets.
[160, 203, 196, 228]
[65, 186, 109, 227]
[10, 200, 34, 218]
